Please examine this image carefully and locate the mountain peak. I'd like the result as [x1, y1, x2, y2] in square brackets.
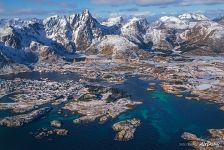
[102, 16, 124, 27]
[160, 16, 181, 23]
[129, 17, 141, 22]
[80, 9, 95, 22]
[178, 13, 208, 21]
[82, 9, 91, 17]
[125, 17, 148, 27]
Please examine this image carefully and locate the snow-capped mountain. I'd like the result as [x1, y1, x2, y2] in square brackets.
[0, 10, 105, 66]
[178, 13, 209, 21]
[145, 13, 224, 53]
[213, 16, 224, 26]
[0, 18, 41, 28]
[121, 17, 149, 49]
[158, 13, 209, 30]
[102, 16, 124, 27]
[177, 21, 224, 54]
[43, 9, 104, 52]
[0, 10, 224, 71]
[88, 35, 139, 60]
[144, 27, 175, 51]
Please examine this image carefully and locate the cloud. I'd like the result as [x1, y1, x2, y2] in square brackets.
[1, 0, 223, 18]
[91, 0, 132, 5]
[0, 7, 4, 13]
[201, 8, 224, 18]
[135, 0, 176, 5]
[0, 8, 77, 17]
[91, 0, 176, 5]
[0, 2, 5, 13]
[0, 8, 49, 17]
[30, 0, 76, 9]
[109, 10, 155, 17]
[180, 0, 224, 5]
[0, 0, 77, 17]
[91, 0, 224, 6]
[119, 8, 139, 12]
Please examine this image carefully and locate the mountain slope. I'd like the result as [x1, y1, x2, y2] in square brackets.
[177, 21, 224, 54]
[0, 10, 223, 70]
[213, 16, 224, 26]
[121, 17, 149, 49]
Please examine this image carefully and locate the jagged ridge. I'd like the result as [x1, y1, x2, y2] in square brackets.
[0, 10, 224, 70]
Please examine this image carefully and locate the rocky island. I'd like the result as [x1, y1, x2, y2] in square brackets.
[182, 129, 224, 150]
[33, 128, 68, 140]
[112, 118, 141, 141]
[64, 85, 142, 124]
[50, 120, 62, 128]
[0, 107, 51, 127]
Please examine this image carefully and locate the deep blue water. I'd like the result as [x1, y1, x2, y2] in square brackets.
[1, 73, 224, 150]
[0, 71, 80, 82]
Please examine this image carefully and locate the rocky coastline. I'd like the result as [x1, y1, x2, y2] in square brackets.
[182, 129, 224, 150]
[33, 128, 68, 140]
[0, 107, 51, 127]
[112, 118, 141, 141]
[0, 54, 224, 142]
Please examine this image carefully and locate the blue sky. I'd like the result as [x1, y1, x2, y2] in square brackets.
[0, 0, 224, 19]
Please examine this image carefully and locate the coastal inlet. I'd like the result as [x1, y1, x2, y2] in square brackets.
[0, 72, 224, 150]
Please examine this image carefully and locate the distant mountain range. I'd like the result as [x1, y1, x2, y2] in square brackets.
[0, 9, 224, 69]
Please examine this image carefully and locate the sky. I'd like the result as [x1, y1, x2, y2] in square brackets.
[0, 0, 224, 19]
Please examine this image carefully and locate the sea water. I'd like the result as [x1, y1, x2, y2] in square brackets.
[0, 73, 224, 150]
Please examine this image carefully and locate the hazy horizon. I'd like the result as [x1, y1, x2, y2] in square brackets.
[0, 0, 224, 19]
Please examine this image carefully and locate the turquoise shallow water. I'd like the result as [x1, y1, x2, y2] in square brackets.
[0, 74, 224, 150]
